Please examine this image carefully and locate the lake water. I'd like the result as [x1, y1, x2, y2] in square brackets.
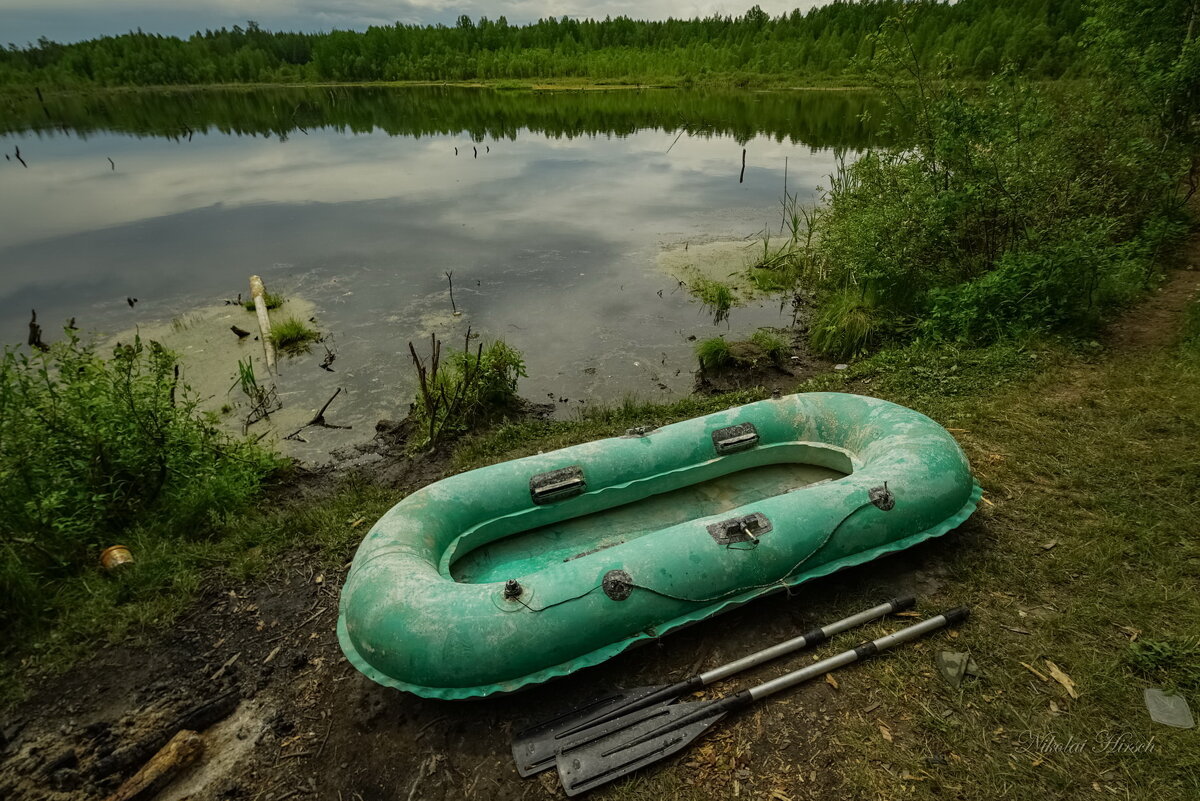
[0, 87, 879, 460]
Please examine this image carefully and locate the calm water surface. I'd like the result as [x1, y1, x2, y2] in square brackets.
[0, 87, 878, 460]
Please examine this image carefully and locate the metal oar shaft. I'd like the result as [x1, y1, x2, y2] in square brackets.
[749, 607, 970, 702]
[560, 595, 913, 737]
[557, 607, 971, 797]
[616, 608, 965, 753]
[698, 595, 914, 684]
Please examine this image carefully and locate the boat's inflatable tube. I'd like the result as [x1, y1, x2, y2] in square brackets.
[338, 392, 979, 699]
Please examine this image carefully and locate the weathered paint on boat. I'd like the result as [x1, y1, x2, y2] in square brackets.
[337, 392, 980, 700]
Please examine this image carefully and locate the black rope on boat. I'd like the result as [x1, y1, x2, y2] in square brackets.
[512, 583, 606, 613]
[623, 498, 876, 605]
[506, 487, 889, 611]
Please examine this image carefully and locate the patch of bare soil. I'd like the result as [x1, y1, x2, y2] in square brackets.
[1041, 234, 1200, 410]
[0, 528, 972, 801]
[1105, 263, 1200, 351]
[694, 331, 828, 396]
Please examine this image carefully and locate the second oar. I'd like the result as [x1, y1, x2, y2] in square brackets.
[556, 607, 970, 797]
[512, 594, 914, 776]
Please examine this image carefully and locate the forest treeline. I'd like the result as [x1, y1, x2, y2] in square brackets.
[0, 85, 886, 148]
[1, 0, 1086, 88]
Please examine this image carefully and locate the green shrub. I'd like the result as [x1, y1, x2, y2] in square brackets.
[269, 317, 320, 354]
[796, 9, 1192, 353]
[695, 337, 732, 370]
[409, 334, 527, 448]
[243, 291, 284, 311]
[0, 332, 281, 631]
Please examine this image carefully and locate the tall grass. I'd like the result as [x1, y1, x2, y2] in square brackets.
[695, 336, 732, 370]
[748, 328, 789, 364]
[808, 287, 887, 360]
[243, 291, 284, 311]
[748, 190, 825, 294]
[269, 316, 320, 354]
[689, 278, 735, 325]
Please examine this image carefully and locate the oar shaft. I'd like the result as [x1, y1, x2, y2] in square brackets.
[748, 608, 969, 702]
[698, 595, 914, 684]
[565, 595, 914, 738]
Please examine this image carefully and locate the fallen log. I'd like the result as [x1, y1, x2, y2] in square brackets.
[105, 730, 203, 801]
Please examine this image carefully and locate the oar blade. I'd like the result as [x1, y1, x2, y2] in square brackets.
[511, 684, 670, 776]
[555, 702, 726, 797]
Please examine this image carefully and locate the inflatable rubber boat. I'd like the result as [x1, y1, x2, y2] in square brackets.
[337, 392, 980, 699]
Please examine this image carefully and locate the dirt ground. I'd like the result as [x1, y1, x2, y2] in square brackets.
[0, 527, 962, 801]
[1, 261, 1196, 801]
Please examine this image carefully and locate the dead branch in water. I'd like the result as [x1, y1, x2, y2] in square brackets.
[320, 342, 336, 371]
[27, 309, 47, 351]
[445, 270, 459, 315]
[408, 328, 483, 448]
[284, 388, 351, 441]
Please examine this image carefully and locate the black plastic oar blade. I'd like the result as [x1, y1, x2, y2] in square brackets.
[556, 701, 727, 797]
[512, 684, 670, 776]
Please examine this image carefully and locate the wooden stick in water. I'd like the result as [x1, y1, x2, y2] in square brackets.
[249, 275, 276, 374]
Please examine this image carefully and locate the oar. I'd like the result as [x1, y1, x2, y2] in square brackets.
[555, 607, 969, 797]
[511, 595, 915, 776]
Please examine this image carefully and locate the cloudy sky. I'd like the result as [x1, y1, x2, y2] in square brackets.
[3, 1, 826, 46]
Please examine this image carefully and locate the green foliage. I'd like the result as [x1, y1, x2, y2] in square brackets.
[748, 328, 789, 363]
[1126, 637, 1200, 692]
[689, 278, 735, 325]
[0, 332, 281, 632]
[1084, 0, 1200, 149]
[797, 4, 1191, 356]
[695, 336, 732, 370]
[243, 291, 284, 311]
[409, 333, 527, 449]
[808, 287, 888, 360]
[0, 1, 1087, 89]
[269, 316, 320, 354]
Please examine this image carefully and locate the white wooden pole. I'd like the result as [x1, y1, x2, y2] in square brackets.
[249, 275, 276, 373]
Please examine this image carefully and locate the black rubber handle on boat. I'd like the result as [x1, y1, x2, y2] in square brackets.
[889, 594, 917, 612]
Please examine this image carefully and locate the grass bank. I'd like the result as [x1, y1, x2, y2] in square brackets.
[6, 274, 1198, 797]
[6, 231, 1193, 798]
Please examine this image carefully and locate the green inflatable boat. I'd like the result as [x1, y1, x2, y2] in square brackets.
[338, 392, 980, 700]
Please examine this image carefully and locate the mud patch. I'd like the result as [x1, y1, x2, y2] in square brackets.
[694, 328, 825, 395]
[157, 699, 276, 801]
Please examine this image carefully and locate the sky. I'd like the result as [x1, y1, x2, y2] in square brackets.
[2, 1, 827, 46]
